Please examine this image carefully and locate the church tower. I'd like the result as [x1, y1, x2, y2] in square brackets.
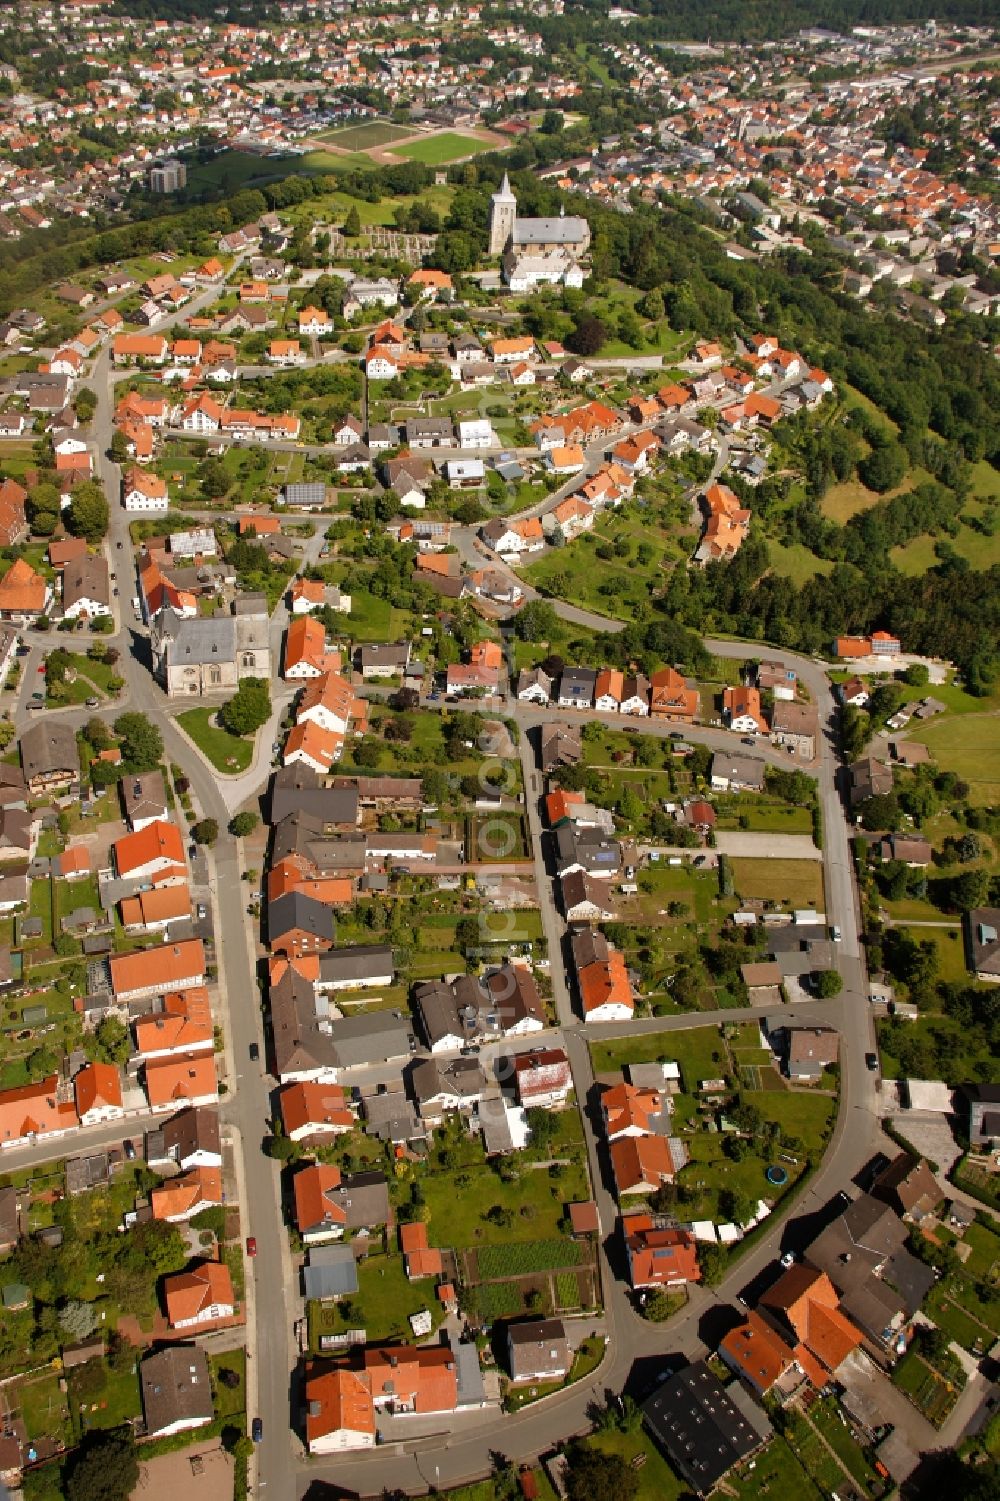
[488, 172, 517, 256]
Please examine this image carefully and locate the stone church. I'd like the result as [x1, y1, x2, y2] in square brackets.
[487, 173, 591, 258]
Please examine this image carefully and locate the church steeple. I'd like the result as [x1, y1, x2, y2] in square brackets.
[488, 173, 517, 256]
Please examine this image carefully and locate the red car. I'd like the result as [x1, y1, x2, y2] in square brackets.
[246, 1236, 257, 1258]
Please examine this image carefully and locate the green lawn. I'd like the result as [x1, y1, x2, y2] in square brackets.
[422, 1156, 590, 1251]
[307, 1252, 445, 1347]
[679, 1088, 834, 1220]
[766, 540, 836, 586]
[729, 1431, 825, 1501]
[211, 1348, 247, 1422]
[895, 924, 969, 984]
[906, 713, 1000, 805]
[590, 1025, 728, 1092]
[963, 1220, 1000, 1279]
[176, 708, 254, 774]
[586, 1427, 686, 1501]
[820, 478, 885, 523]
[729, 857, 824, 909]
[396, 131, 489, 164]
[69, 1358, 142, 1434]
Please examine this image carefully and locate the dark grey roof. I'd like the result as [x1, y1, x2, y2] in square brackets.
[556, 823, 621, 876]
[120, 770, 167, 826]
[330, 1013, 416, 1071]
[968, 908, 1000, 978]
[21, 720, 78, 784]
[317, 946, 394, 986]
[268, 891, 336, 946]
[324, 1169, 390, 1229]
[269, 767, 360, 829]
[140, 1346, 213, 1437]
[62, 554, 109, 609]
[303, 1243, 358, 1300]
[709, 751, 766, 789]
[409, 1055, 487, 1105]
[157, 610, 237, 665]
[643, 1360, 768, 1496]
[512, 214, 589, 247]
[414, 975, 500, 1048]
[162, 1106, 221, 1165]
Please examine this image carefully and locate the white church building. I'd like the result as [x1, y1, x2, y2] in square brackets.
[488, 174, 590, 291]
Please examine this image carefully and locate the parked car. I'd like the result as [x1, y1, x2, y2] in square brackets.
[85, 697, 99, 709]
[123, 1139, 136, 1161]
[249, 1042, 260, 1061]
[865, 1052, 878, 1072]
[246, 1236, 257, 1258]
[251, 1418, 263, 1444]
[741, 736, 756, 746]
[197, 903, 207, 920]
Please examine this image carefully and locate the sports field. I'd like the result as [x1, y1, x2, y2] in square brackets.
[396, 131, 489, 164]
[318, 120, 413, 151]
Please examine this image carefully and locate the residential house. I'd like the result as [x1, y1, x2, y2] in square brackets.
[870, 1153, 942, 1224]
[164, 1261, 234, 1330]
[557, 667, 597, 710]
[74, 1063, 124, 1126]
[723, 686, 766, 735]
[109, 940, 206, 1004]
[561, 870, 617, 923]
[120, 770, 168, 832]
[757, 1264, 863, 1382]
[21, 721, 78, 795]
[151, 1166, 223, 1222]
[293, 1164, 390, 1244]
[0, 1075, 79, 1150]
[0, 559, 51, 623]
[112, 819, 186, 886]
[574, 932, 634, 1024]
[784, 1027, 839, 1082]
[144, 1055, 218, 1114]
[710, 753, 766, 793]
[625, 1217, 701, 1290]
[516, 668, 552, 706]
[512, 1049, 572, 1110]
[140, 1347, 214, 1438]
[966, 908, 1000, 983]
[279, 1082, 355, 1143]
[804, 1194, 936, 1356]
[506, 1319, 570, 1384]
[848, 756, 894, 808]
[650, 668, 699, 722]
[771, 701, 819, 759]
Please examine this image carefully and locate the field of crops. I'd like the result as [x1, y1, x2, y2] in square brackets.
[477, 1239, 582, 1278]
[472, 1282, 521, 1320]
